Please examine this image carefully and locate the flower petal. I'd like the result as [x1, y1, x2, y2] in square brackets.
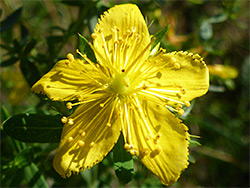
[121, 96, 189, 186]
[145, 51, 209, 104]
[93, 4, 150, 70]
[32, 58, 102, 101]
[53, 95, 121, 177]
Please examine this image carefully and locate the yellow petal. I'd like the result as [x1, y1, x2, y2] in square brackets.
[53, 96, 121, 177]
[121, 97, 189, 186]
[145, 51, 209, 104]
[32, 58, 102, 101]
[207, 64, 238, 79]
[93, 4, 150, 70]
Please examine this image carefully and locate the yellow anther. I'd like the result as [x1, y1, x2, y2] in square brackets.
[178, 109, 185, 116]
[131, 26, 136, 32]
[184, 101, 191, 107]
[67, 53, 74, 62]
[98, 28, 103, 33]
[61, 116, 68, 124]
[174, 63, 181, 69]
[124, 143, 130, 150]
[146, 134, 151, 141]
[89, 142, 95, 148]
[156, 146, 162, 154]
[100, 103, 105, 108]
[155, 132, 161, 139]
[142, 149, 149, 155]
[106, 122, 111, 127]
[68, 118, 74, 125]
[91, 33, 97, 39]
[79, 130, 86, 137]
[154, 139, 159, 144]
[67, 137, 74, 143]
[181, 88, 186, 94]
[66, 102, 73, 109]
[129, 149, 137, 156]
[176, 103, 183, 109]
[78, 140, 85, 147]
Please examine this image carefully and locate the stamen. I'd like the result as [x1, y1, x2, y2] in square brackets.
[68, 118, 74, 125]
[91, 33, 97, 39]
[184, 101, 191, 107]
[67, 53, 74, 62]
[178, 109, 185, 116]
[106, 97, 118, 128]
[61, 116, 68, 124]
[76, 49, 109, 82]
[124, 143, 131, 150]
[147, 88, 181, 93]
[67, 137, 74, 143]
[78, 140, 85, 147]
[142, 149, 149, 156]
[130, 149, 137, 156]
[66, 102, 73, 109]
[89, 142, 95, 148]
[174, 63, 181, 69]
[100, 97, 112, 107]
[79, 130, 86, 137]
[156, 146, 162, 153]
[124, 103, 132, 145]
[141, 90, 184, 105]
[133, 95, 154, 138]
[126, 37, 156, 73]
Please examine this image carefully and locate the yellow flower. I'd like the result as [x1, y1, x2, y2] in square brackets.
[32, 4, 209, 186]
[208, 64, 238, 79]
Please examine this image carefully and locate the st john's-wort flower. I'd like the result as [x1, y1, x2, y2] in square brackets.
[32, 4, 209, 186]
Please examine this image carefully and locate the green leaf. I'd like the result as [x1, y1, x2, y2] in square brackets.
[23, 38, 36, 55]
[2, 114, 63, 143]
[19, 59, 41, 87]
[14, 147, 34, 168]
[151, 24, 169, 51]
[0, 56, 19, 67]
[78, 33, 97, 63]
[0, 7, 22, 33]
[200, 21, 213, 40]
[24, 163, 49, 188]
[113, 135, 134, 185]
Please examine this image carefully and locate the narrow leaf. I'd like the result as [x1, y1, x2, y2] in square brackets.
[2, 114, 63, 143]
[0, 56, 18, 67]
[14, 147, 34, 168]
[151, 24, 169, 51]
[20, 59, 41, 87]
[78, 33, 97, 63]
[0, 7, 22, 33]
[24, 163, 49, 188]
[113, 135, 134, 185]
[23, 38, 36, 55]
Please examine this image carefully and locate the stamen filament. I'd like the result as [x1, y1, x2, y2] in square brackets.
[133, 94, 154, 138]
[126, 37, 156, 73]
[124, 103, 132, 145]
[141, 90, 184, 105]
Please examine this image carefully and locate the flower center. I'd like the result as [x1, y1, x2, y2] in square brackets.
[110, 73, 130, 95]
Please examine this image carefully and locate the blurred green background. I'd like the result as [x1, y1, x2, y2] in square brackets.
[1, 0, 249, 187]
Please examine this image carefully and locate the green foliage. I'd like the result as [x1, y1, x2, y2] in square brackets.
[1, 0, 249, 187]
[113, 135, 134, 185]
[2, 114, 63, 143]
